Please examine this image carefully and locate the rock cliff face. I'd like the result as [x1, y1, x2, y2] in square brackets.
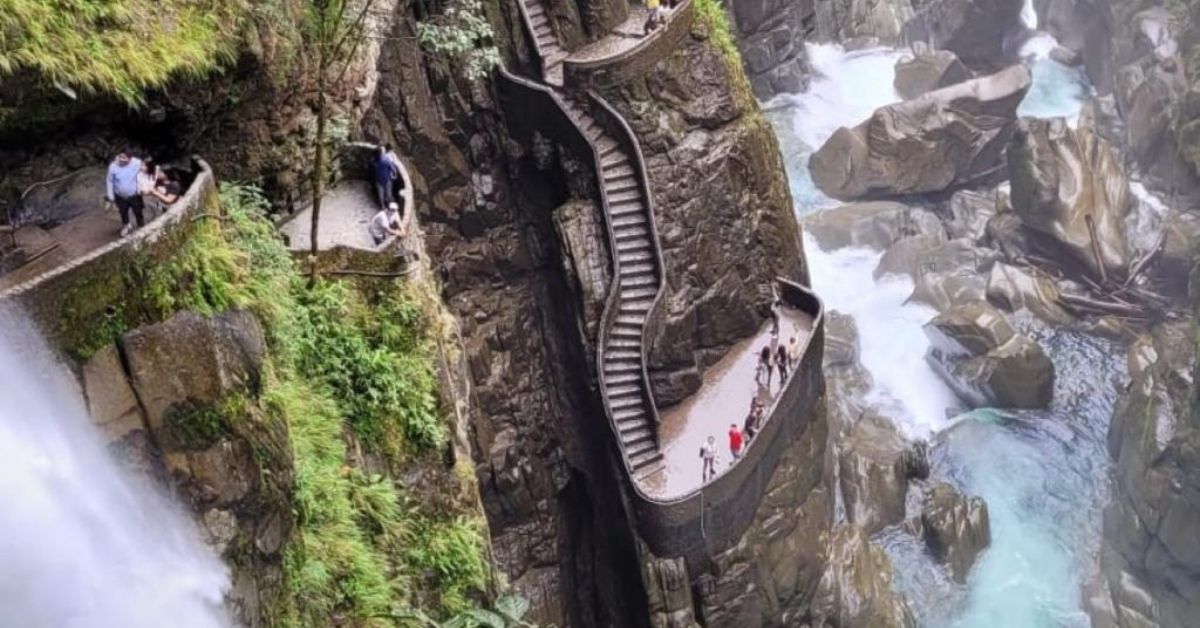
[1098, 321, 1200, 628]
[599, 30, 808, 406]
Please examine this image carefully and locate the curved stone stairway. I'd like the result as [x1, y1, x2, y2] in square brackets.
[515, 0, 665, 477]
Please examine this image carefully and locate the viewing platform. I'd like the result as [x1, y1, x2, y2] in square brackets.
[643, 304, 816, 499]
[0, 162, 202, 293]
[563, 0, 694, 88]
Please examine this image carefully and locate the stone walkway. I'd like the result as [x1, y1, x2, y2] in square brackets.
[279, 180, 386, 252]
[566, 3, 684, 64]
[640, 306, 815, 499]
[0, 172, 173, 292]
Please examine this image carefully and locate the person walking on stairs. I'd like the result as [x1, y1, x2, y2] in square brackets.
[106, 149, 145, 237]
[699, 436, 717, 482]
[776, 344, 789, 382]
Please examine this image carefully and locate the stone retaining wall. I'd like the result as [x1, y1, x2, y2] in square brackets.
[0, 158, 216, 353]
[631, 278, 825, 567]
[563, 0, 696, 90]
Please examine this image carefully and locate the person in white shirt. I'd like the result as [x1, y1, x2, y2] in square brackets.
[368, 202, 404, 246]
[699, 436, 717, 482]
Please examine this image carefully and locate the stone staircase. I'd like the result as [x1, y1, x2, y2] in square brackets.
[521, 0, 566, 84]
[514, 0, 665, 477]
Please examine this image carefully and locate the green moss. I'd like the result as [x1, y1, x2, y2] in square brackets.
[693, 0, 754, 108]
[0, 0, 254, 105]
[160, 400, 231, 450]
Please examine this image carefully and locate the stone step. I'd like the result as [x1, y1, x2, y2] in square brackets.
[622, 273, 656, 288]
[609, 200, 643, 217]
[607, 188, 642, 205]
[609, 336, 639, 349]
[603, 164, 636, 181]
[612, 213, 647, 229]
[596, 137, 620, 156]
[607, 383, 642, 398]
[615, 312, 646, 327]
[625, 436, 657, 456]
[612, 406, 646, 422]
[620, 425, 654, 444]
[604, 360, 640, 373]
[608, 348, 641, 361]
[630, 449, 664, 471]
[604, 177, 640, 195]
[616, 238, 651, 254]
[619, 248, 654, 263]
[601, 152, 629, 169]
[609, 324, 641, 339]
[621, 285, 658, 300]
[530, 13, 548, 28]
[620, 261, 655, 277]
[619, 298, 654, 314]
[606, 371, 642, 386]
[610, 395, 643, 410]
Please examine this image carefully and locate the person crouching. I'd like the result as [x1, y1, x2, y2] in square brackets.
[369, 202, 404, 247]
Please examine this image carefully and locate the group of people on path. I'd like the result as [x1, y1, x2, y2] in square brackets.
[642, 0, 679, 35]
[699, 298, 803, 483]
[369, 144, 408, 246]
[105, 149, 184, 237]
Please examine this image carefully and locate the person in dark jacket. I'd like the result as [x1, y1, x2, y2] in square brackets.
[373, 147, 399, 210]
[776, 344, 789, 382]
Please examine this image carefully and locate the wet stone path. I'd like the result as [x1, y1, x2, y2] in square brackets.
[641, 306, 815, 499]
[566, 3, 684, 64]
[280, 180, 384, 252]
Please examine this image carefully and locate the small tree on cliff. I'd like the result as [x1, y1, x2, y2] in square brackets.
[304, 0, 378, 285]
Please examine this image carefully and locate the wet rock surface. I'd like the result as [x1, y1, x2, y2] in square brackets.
[726, 0, 814, 98]
[812, 524, 916, 628]
[894, 48, 971, 99]
[924, 301, 1055, 409]
[919, 482, 991, 583]
[986, 261, 1074, 324]
[1008, 117, 1134, 279]
[839, 412, 929, 535]
[902, 0, 1026, 70]
[806, 201, 943, 251]
[809, 65, 1031, 201]
[1101, 322, 1200, 628]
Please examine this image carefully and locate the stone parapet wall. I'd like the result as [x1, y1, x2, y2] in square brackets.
[0, 158, 216, 351]
[631, 278, 825, 568]
[563, 0, 696, 90]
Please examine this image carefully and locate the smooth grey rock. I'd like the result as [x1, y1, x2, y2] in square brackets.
[920, 482, 991, 583]
[812, 525, 916, 628]
[894, 49, 971, 99]
[986, 262, 1074, 324]
[902, 0, 1026, 70]
[924, 301, 1054, 408]
[1008, 116, 1133, 279]
[805, 201, 943, 251]
[82, 344, 147, 441]
[810, 65, 1031, 201]
[839, 413, 929, 535]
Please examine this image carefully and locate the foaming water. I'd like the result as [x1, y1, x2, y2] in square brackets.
[767, 38, 1117, 627]
[0, 310, 230, 628]
[805, 239, 962, 436]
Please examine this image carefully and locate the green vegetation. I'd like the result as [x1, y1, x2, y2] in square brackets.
[209, 183, 490, 625]
[692, 0, 755, 109]
[416, 0, 501, 81]
[0, 0, 251, 104]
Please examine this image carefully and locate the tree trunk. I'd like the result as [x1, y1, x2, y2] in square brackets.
[309, 42, 330, 288]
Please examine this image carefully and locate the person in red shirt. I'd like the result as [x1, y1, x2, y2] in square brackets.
[728, 423, 744, 459]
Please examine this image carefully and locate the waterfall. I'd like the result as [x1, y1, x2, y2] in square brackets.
[1021, 0, 1038, 30]
[0, 309, 230, 628]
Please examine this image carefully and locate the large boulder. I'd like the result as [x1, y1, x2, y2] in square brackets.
[902, 0, 1026, 70]
[81, 344, 147, 442]
[894, 48, 971, 99]
[924, 301, 1055, 409]
[1007, 117, 1134, 279]
[839, 412, 930, 535]
[986, 262, 1074, 325]
[810, 65, 1031, 201]
[910, 272, 987, 313]
[804, 201, 943, 251]
[812, 525, 917, 628]
[919, 482, 991, 583]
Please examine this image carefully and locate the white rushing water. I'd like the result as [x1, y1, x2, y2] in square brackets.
[0, 310, 230, 628]
[765, 37, 1124, 627]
